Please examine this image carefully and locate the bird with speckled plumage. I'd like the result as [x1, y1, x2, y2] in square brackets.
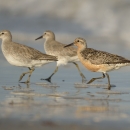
[64, 37, 130, 90]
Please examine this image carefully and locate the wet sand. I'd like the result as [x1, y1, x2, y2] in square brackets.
[0, 63, 130, 130]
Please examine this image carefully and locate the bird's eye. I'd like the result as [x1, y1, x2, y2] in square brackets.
[77, 40, 79, 42]
[44, 33, 46, 35]
[1, 33, 4, 34]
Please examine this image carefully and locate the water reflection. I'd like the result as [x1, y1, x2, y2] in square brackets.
[34, 82, 59, 93]
[0, 74, 130, 125]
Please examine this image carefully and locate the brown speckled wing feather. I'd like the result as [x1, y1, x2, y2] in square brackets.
[80, 48, 130, 64]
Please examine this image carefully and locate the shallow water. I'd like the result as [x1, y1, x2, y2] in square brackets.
[0, 60, 130, 129]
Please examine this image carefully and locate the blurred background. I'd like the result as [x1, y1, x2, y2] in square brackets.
[0, 0, 130, 61]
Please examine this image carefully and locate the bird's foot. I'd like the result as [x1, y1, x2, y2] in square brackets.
[19, 74, 26, 81]
[80, 73, 87, 83]
[87, 78, 95, 84]
[108, 85, 111, 90]
[103, 85, 111, 90]
[41, 77, 52, 83]
[19, 80, 30, 84]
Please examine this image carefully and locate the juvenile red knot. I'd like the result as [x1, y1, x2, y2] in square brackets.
[35, 30, 86, 82]
[0, 30, 57, 83]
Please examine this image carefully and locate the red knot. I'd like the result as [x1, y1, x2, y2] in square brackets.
[35, 31, 86, 82]
[0, 30, 57, 83]
[64, 37, 130, 90]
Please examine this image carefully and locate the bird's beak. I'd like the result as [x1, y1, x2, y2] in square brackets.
[64, 43, 74, 48]
[35, 35, 43, 40]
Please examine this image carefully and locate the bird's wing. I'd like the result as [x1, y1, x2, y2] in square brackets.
[11, 42, 57, 61]
[80, 48, 130, 64]
[46, 40, 77, 57]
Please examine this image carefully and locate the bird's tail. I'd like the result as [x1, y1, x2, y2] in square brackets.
[39, 55, 58, 61]
[106, 60, 130, 64]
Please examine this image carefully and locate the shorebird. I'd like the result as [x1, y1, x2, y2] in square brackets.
[0, 30, 57, 83]
[64, 37, 130, 90]
[35, 31, 86, 82]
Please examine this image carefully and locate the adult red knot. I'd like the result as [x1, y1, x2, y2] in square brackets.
[64, 37, 130, 90]
[0, 30, 57, 83]
[35, 30, 86, 83]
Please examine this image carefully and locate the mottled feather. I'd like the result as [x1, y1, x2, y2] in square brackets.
[5, 41, 58, 61]
[45, 40, 77, 57]
[80, 48, 130, 64]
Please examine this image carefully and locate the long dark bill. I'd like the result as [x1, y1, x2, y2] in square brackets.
[35, 36, 43, 40]
[64, 43, 74, 48]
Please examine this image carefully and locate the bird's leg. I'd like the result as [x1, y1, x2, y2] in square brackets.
[73, 62, 87, 83]
[41, 66, 58, 82]
[19, 67, 31, 81]
[19, 67, 35, 83]
[25, 67, 35, 83]
[87, 73, 105, 84]
[105, 73, 111, 90]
